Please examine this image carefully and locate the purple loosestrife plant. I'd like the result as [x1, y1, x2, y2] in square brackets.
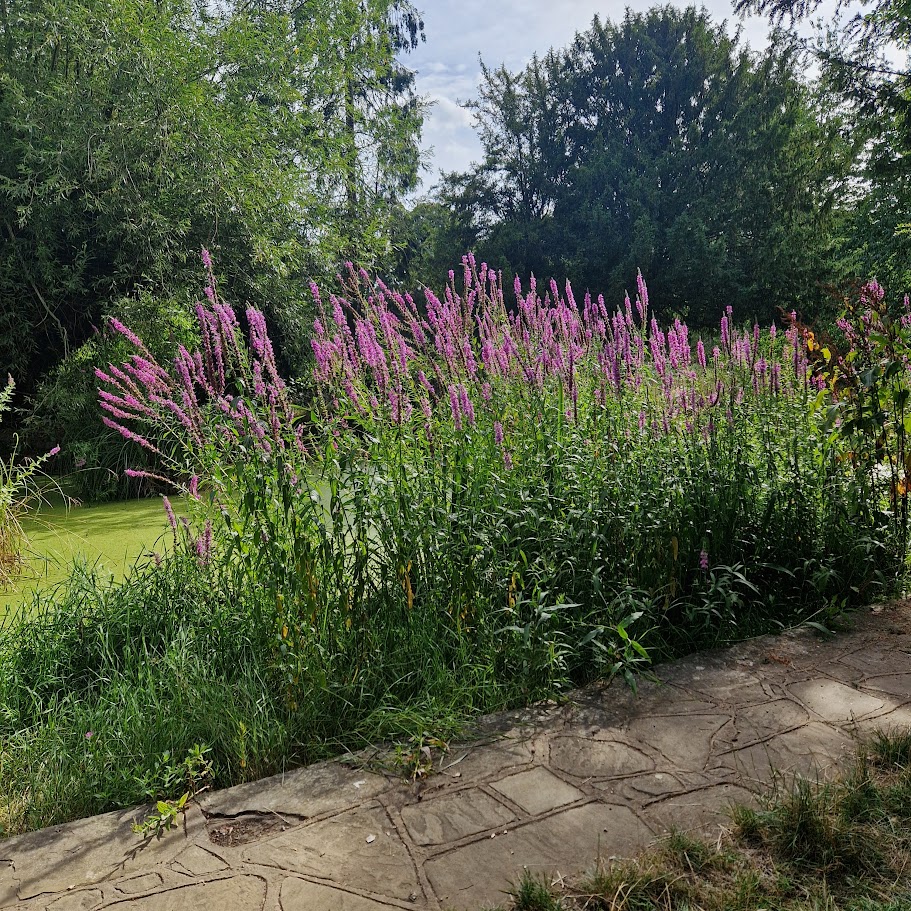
[97, 256, 887, 699]
[298, 255, 864, 661]
[307, 258, 805, 458]
[94, 257, 320, 643]
[96, 264, 304, 481]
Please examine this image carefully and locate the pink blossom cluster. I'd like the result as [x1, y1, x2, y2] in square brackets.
[309, 256, 807, 455]
[95, 251, 306, 474]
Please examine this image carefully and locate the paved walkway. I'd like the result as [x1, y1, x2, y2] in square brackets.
[2, 602, 910, 911]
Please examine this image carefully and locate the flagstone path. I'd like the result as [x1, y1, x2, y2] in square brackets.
[2, 601, 910, 911]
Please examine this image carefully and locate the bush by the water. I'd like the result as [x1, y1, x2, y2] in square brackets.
[0, 257, 903, 834]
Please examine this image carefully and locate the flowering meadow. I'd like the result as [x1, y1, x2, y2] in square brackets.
[0, 256, 901, 834]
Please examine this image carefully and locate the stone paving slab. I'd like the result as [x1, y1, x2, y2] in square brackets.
[1, 602, 910, 911]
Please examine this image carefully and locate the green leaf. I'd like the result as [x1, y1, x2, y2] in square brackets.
[803, 621, 834, 638]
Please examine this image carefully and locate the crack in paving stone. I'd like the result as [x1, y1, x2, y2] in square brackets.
[400, 788, 515, 846]
[200, 807, 310, 822]
[624, 713, 732, 772]
[199, 762, 390, 820]
[279, 875, 425, 910]
[859, 673, 911, 699]
[491, 767, 586, 816]
[0, 863, 20, 909]
[381, 806, 436, 906]
[549, 736, 655, 779]
[716, 699, 812, 756]
[114, 871, 164, 895]
[642, 782, 758, 838]
[100, 873, 268, 910]
[170, 844, 231, 877]
[44, 887, 105, 910]
[424, 801, 656, 911]
[241, 803, 423, 902]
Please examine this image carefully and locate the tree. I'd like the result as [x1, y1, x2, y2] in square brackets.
[0, 0, 426, 498]
[0, 0, 426, 396]
[282, 0, 426, 265]
[417, 7, 848, 326]
[735, 0, 911, 292]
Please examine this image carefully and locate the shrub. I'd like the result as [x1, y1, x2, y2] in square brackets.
[815, 280, 911, 557]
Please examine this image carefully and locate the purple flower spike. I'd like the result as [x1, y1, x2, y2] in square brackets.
[108, 318, 150, 356]
[163, 497, 177, 531]
[448, 385, 462, 431]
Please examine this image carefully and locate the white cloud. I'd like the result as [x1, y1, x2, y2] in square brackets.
[428, 95, 475, 132]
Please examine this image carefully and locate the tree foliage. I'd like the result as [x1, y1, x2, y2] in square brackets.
[736, 0, 911, 293]
[407, 7, 849, 326]
[0, 0, 425, 394]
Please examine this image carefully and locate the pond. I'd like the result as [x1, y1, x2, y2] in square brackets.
[1, 496, 184, 618]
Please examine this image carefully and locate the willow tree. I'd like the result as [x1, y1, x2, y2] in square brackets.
[0, 0, 426, 393]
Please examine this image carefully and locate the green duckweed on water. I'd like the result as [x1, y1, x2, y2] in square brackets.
[1, 496, 184, 618]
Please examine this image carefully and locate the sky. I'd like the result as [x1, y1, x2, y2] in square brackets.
[405, 0, 802, 190]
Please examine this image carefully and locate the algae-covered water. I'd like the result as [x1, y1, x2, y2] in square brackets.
[1, 496, 184, 617]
